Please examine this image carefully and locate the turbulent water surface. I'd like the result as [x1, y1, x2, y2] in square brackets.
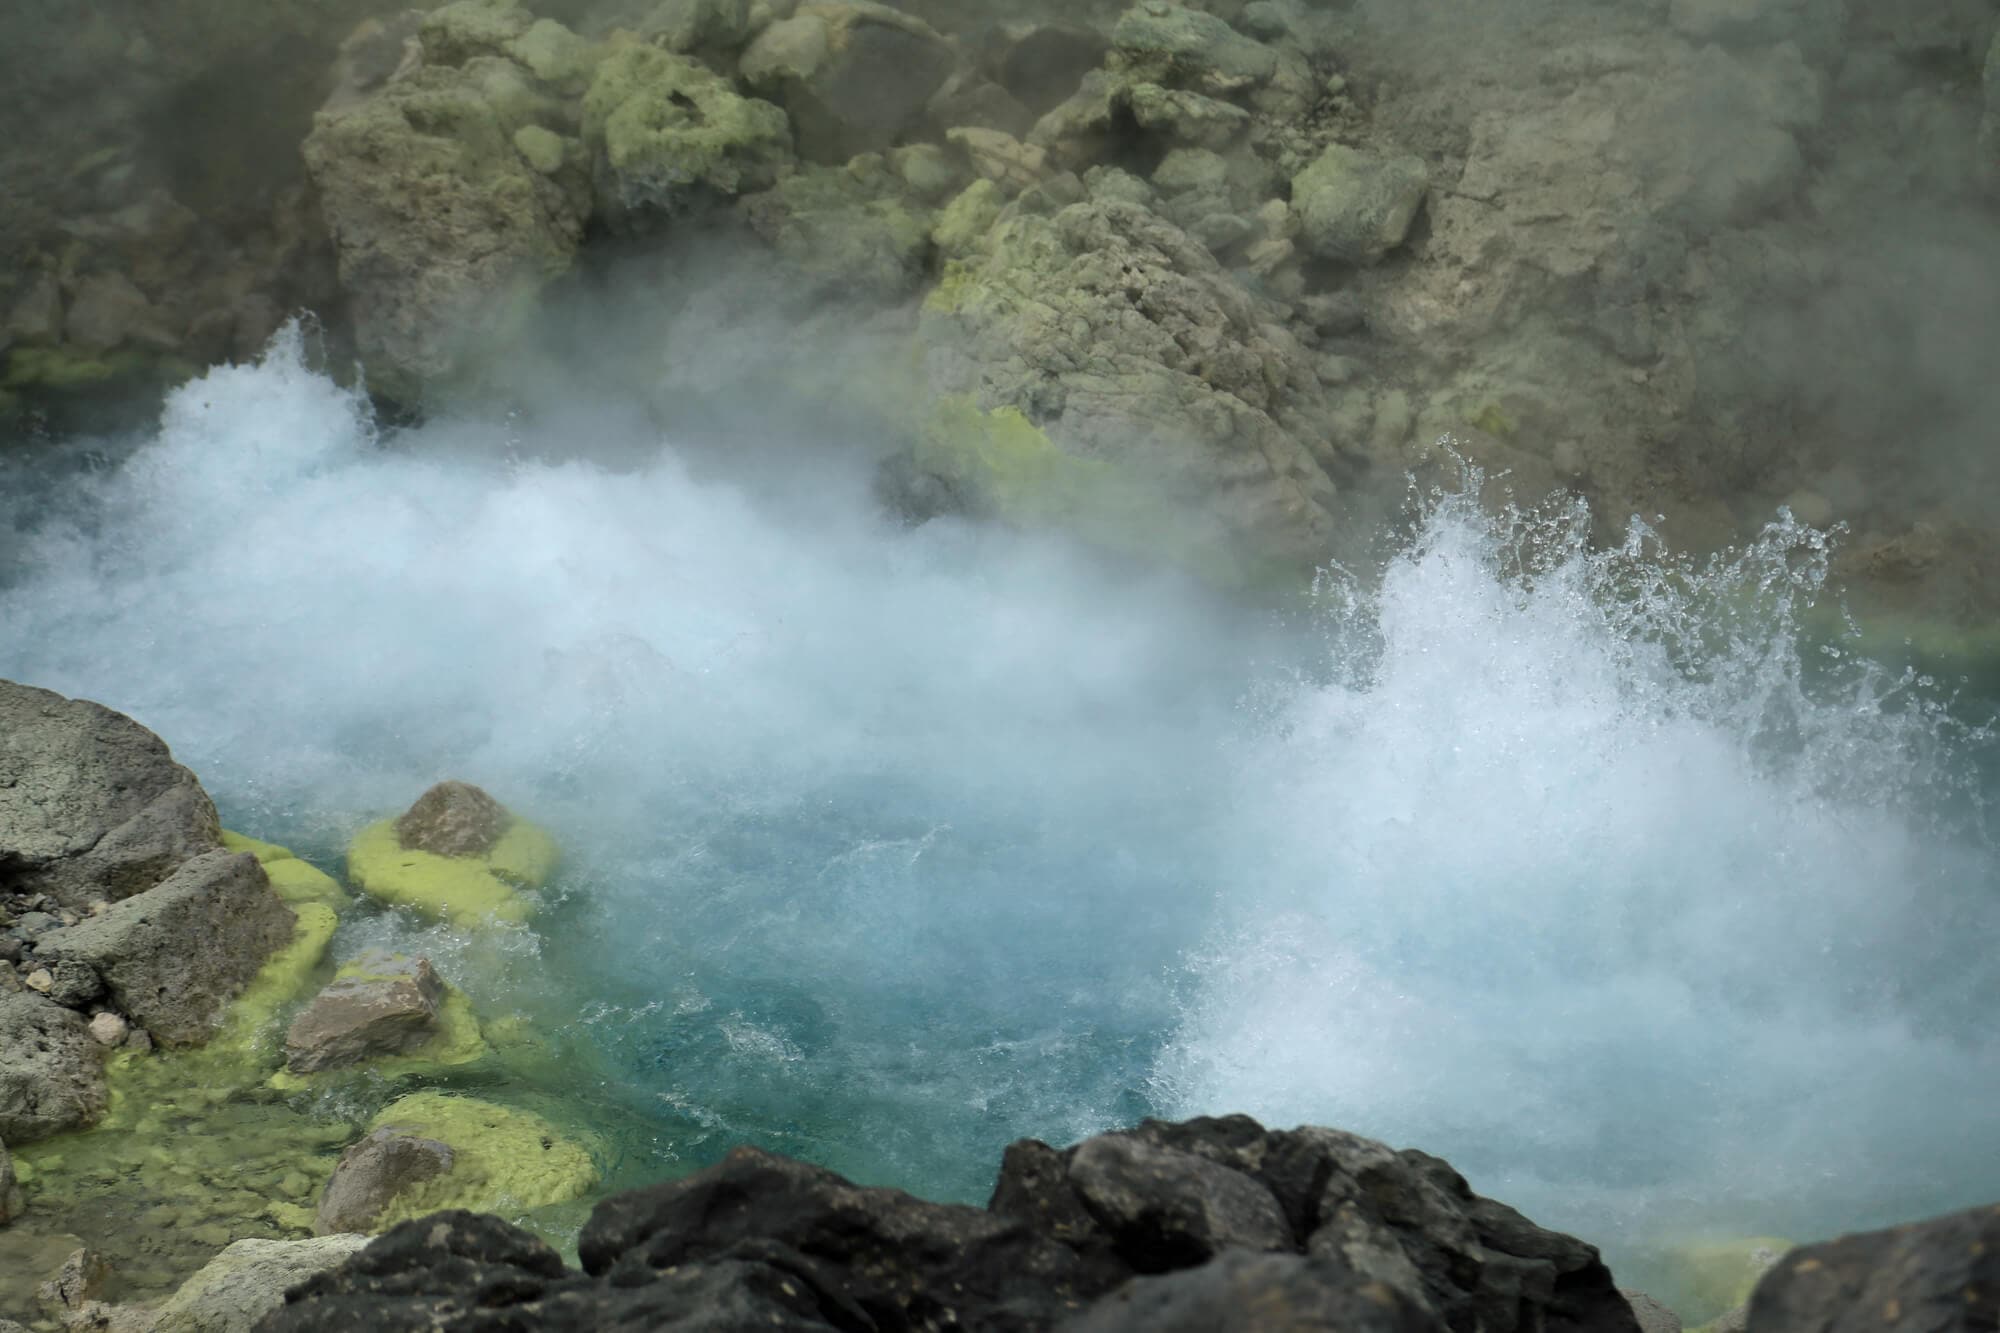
[3, 331, 1996, 1288]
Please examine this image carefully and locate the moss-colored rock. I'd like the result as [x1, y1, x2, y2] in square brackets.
[220, 829, 295, 864]
[582, 43, 792, 216]
[345, 816, 556, 927]
[739, 161, 934, 299]
[222, 830, 352, 910]
[360, 1092, 598, 1227]
[931, 178, 1005, 259]
[1291, 143, 1430, 264]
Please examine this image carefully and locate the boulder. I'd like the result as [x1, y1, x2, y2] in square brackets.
[263, 1115, 1638, 1331]
[0, 993, 106, 1143]
[581, 43, 793, 218]
[1291, 144, 1430, 264]
[284, 952, 447, 1074]
[0, 681, 222, 909]
[738, 160, 935, 300]
[917, 198, 1345, 580]
[302, 26, 593, 403]
[315, 1129, 457, 1235]
[1745, 1204, 1999, 1333]
[36, 850, 295, 1047]
[739, 3, 958, 163]
[394, 780, 510, 858]
[979, 22, 1110, 118]
[1110, 1, 1278, 96]
[150, 1234, 372, 1333]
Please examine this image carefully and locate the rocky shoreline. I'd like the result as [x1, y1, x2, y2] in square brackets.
[1, 678, 1995, 1332]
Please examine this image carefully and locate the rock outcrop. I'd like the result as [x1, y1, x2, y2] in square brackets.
[1745, 1203, 1999, 1333]
[0, 681, 221, 909]
[36, 849, 296, 1048]
[264, 1114, 1641, 1331]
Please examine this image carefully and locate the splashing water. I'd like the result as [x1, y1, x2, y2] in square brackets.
[2, 331, 1995, 1282]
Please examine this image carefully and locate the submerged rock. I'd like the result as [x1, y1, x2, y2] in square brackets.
[0, 993, 107, 1144]
[0, 681, 222, 909]
[36, 849, 295, 1047]
[266, 1114, 1639, 1331]
[285, 952, 448, 1074]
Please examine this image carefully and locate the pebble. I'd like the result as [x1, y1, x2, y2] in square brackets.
[25, 967, 54, 993]
[125, 1027, 154, 1053]
[89, 1012, 130, 1046]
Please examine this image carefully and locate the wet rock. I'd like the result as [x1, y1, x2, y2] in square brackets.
[918, 198, 1344, 579]
[285, 952, 446, 1074]
[62, 271, 178, 353]
[36, 1247, 110, 1314]
[314, 1129, 457, 1235]
[0, 993, 107, 1143]
[265, 1115, 1637, 1331]
[36, 850, 295, 1047]
[150, 1234, 371, 1333]
[0, 680, 223, 909]
[1291, 144, 1430, 264]
[302, 36, 592, 404]
[1746, 1203, 1999, 1333]
[582, 43, 793, 219]
[393, 780, 511, 858]
[739, 3, 957, 164]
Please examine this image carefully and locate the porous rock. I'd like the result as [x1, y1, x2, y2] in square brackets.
[35, 850, 295, 1047]
[393, 781, 510, 858]
[1745, 1202, 1999, 1333]
[0, 992, 107, 1144]
[150, 1234, 371, 1333]
[0, 680, 222, 909]
[285, 952, 446, 1074]
[1291, 143, 1430, 265]
[314, 1129, 457, 1236]
[739, 2, 957, 164]
[263, 1115, 1641, 1332]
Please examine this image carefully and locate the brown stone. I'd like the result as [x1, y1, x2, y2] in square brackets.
[285, 953, 446, 1074]
[394, 781, 510, 858]
[314, 1129, 456, 1235]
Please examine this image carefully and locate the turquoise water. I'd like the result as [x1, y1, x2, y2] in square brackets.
[3, 330, 1996, 1278]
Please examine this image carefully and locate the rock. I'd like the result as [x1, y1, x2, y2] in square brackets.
[150, 1234, 371, 1333]
[642, 0, 754, 53]
[37, 1247, 110, 1313]
[36, 850, 295, 1047]
[738, 160, 934, 299]
[62, 271, 178, 353]
[86, 1011, 128, 1046]
[393, 780, 510, 858]
[0, 1134, 21, 1225]
[45, 958, 102, 1009]
[264, 1115, 1637, 1331]
[1291, 144, 1430, 264]
[1110, 1, 1278, 95]
[347, 789, 557, 927]
[1624, 1290, 1683, 1333]
[314, 1093, 597, 1234]
[739, 3, 957, 163]
[947, 126, 1050, 193]
[0, 681, 223, 908]
[980, 22, 1110, 118]
[931, 178, 1006, 257]
[917, 198, 1345, 580]
[285, 952, 446, 1074]
[0, 993, 107, 1143]
[302, 44, 591, 403]
[1747, 1203, 1999, 1332]
[581, 43, 793, 218]
[315, 1129, 457, 1236]
[3, 273, 63, 345]
[1982, 30, 1999, 194]
[23, 968, 52, 993]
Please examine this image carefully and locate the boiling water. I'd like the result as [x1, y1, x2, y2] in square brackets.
[2, 330, 1995, 1279]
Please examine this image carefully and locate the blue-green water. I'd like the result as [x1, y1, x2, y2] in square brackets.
[3, 331, 1996, 1281]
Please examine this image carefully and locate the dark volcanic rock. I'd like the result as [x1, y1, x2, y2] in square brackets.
[1745, 1202, 2000, 1333]
[0, 680, 223, 909]
[394, 781, 510, 858]
[262, 1115, 1642, 1332]
[36, 850, 295, 1047]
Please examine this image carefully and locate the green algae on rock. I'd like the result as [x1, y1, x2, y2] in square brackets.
[345, 805, 557, 928]
[581, 43, 792, 217]
[348, 1091, 599, 1229]
[222, 830, 351, 910]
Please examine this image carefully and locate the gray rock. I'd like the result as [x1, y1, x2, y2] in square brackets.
[0, 993, 106, 1143]
[1291, 144, 1430, 264]
[1069, 1134, 1292, 1264]
[315, 1128, 457, 1235]
[285, 953, 446, 1074]
[980, 22, 1109, 118]
[740, 3, 957, 164]
[394, 780, 510, 858]
[151, 1234, 371, 1333]
[37, 850, 294, 1047]
[1624, 1290, 1683, 1333]
[1745, 1202, 1998, 1332]
[0, 681, 222, 909]
[45, 958, 102, 1009]
[1111, 2, 1277, 95]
